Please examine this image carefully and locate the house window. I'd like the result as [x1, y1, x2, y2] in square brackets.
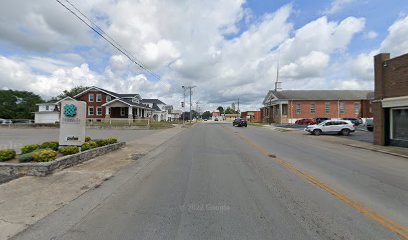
[45, 105, 49, 111]
[89, 94, 94, 102]
[391, 108, 408, 141]
[354, 102, 360, 115]
[282, 104, 288, 115]
[296, 104, 301, 114]
[106, 96, 112, 102]
[325, 102, 331, 113]
[120, 107, 126, 116]
[310, 103, 316, 114]
[107, 108, 111, 115]
[97, 107, 102, 116]
[88, 107, 94, 115]
[96, 94, 102, 102]
[339, 102, 345, 114]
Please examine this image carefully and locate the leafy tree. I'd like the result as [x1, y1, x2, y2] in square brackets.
[225, 106, 238, 114]
[52, 86, 90, 101]
[216, 106, 224, 114]
[0, 90, 44, 119]
[202, 111, 211, 119]
[231, 102, 236, 111]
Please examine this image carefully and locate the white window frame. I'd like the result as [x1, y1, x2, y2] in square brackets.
[120, 107, 126, 116]
[325, 102, 330, 113]
[89, 94, 94, 102]
[96, 94, 102, 102]
[354, 102, 360, 115]
[296, 104, 301, 114]
[310, 103, 316, 114]
[106, 95, 112, 102]
[88, 106, 94, 115]
[96, 107, 103, 116]
[339, 102, 345, 114]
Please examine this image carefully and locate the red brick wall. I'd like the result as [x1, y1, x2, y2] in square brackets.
[288, 100, 369, 119]
[374, 53, 408, 146]
[76, 91, 114, 118]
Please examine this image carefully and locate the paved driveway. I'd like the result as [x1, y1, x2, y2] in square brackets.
[0, 128, 162, 152]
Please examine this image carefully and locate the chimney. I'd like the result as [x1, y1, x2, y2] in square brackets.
[374, 53, 390, 100]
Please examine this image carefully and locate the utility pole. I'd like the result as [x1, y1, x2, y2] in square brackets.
[182, 86, 186, 126]
[196, 101, 200, 121]
[183, 86, 196, 124]
[237, 98, 240, 114]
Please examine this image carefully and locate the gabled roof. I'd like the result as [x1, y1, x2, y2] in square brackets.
[151, 103, 162, 111]
[102, 98, 153, 109]
[119, 94, 138, 98]
[141, 99, 166, 105]
[73, 86, 122, 98]
[263, 90, 374, 104]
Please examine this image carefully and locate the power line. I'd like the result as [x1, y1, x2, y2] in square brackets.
[55, 0, 161, 80]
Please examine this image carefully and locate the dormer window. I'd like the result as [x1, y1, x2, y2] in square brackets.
[132, 94, 141, 103]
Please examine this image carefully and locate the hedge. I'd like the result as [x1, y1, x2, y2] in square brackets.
[21, 144, 40, 154]
[60, 146, 80, 156]
[40, 141, 59, 151]
[0, 149, 16, 162]
[32, 149, 58, 162]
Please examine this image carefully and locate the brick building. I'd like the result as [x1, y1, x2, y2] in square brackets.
[241, 111, 262, 123]
[73, 86, 169, 121]
[261, 90, 374, 124]
[373, 53, 408, 147]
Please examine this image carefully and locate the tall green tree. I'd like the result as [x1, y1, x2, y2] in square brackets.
[216, 106, 224, 114]
[52, 86, 90, 101]
[0, 90, 44, 119]
[202, 111, 211, 119]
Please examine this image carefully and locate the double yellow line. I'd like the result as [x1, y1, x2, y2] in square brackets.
[223, 126, 408, 239]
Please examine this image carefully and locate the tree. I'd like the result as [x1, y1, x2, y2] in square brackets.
[52, 86, 90, 101]
[202, 111, 211, 119]
[231, 102, 236, 111]
[216, 106, 224, 114]
[0, 90, 44, 119]
[224, 106, 236, 114]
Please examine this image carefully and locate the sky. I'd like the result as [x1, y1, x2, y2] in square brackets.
[0, 0, 407, 111]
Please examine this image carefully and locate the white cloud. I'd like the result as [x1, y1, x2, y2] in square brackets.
[380, 15, 408, 56]
[364, 31, 378, 39]
[323, 0, 354, 15]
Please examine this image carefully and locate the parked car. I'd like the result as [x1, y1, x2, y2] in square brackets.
[366, 118, 374, 132]
[0, 119, 12, 124]
[341, 117, 363, 126]
[214, 118, 219, 121]
[233, 118, 247, 127]
[313, 117, 331, 124]
[305, 120, 355, 136]
[295, 118, 316, 125]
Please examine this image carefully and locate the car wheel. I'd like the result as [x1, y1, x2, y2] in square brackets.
[341, 128, 350, 136]
[313, 129, 322, 136]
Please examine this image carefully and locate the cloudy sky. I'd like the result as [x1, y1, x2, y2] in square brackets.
[0, 0, 407, 111]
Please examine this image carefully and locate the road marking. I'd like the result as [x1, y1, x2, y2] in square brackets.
[222, 125, 408, 239]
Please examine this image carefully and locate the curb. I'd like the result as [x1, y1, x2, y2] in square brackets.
[345, 144, 408, 159]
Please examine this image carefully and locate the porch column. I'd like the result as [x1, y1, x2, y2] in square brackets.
[279, 103, 283, 124]
[135, 108, 139, 118]
[128, 106, 133, 119]
[105, 106, 110, 118]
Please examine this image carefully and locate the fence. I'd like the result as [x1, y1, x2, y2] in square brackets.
[86, 118, 150, 128]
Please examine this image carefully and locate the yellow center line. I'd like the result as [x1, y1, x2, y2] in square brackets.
[222, 125, 408, 239]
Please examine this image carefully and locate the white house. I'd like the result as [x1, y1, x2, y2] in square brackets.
[34, 97, 75, 124]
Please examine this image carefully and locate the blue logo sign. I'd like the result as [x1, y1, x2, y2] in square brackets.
[64, 104, 77, 117]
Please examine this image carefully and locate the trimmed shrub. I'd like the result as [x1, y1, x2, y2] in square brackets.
[105, 137, 118, 145]
[85, 136, 92, 142]
[21, 144, 40, 154]
[94, 139, 107, 147]
[40, 141, 59, 151]
[0, 149, 16, 162]
[32, 149, 58, 162]
[60, 146, 80, 156]
[18, 152, 35, 162]
[81, 141, 97, 151]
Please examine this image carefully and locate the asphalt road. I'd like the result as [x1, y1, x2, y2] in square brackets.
[14, 123, 408, 240]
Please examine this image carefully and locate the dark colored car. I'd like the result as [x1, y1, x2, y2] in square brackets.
[366, 118, 373, 131]
[295, 118, 316, 125]
[341, 117, 363, 126]
[313, 117, 331, 124]
[233, 118, 247, 127]
[214, 118, 219, 121]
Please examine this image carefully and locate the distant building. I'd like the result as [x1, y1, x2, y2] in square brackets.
[261, 90, 374, 124]
[241, 111, 262, 123]
[374, 53, 408, 147]
[34, 97, 75, 123]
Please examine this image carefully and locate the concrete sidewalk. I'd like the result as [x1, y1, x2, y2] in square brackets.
[0, 126, 184, 240]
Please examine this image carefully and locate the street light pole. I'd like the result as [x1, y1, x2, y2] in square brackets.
[182, 86, 186, 126]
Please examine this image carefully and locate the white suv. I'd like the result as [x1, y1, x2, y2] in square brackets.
[304, 120, 355, 136]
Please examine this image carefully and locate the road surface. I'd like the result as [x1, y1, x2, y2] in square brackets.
[14, 123, 408, 240]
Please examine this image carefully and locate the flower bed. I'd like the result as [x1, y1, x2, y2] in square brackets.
[0, 137, 124, 177]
